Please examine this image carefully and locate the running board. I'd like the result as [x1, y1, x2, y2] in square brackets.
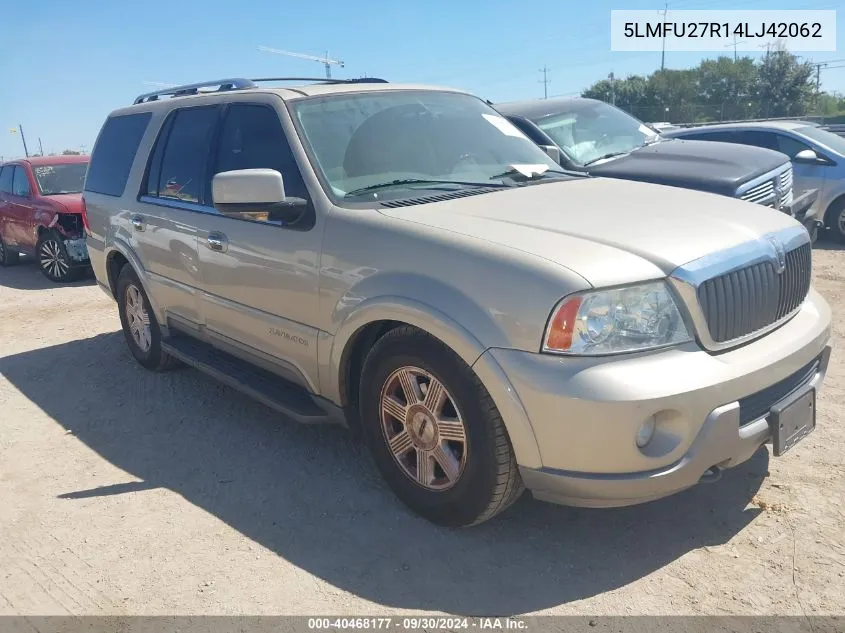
[161, 335, 331, 423]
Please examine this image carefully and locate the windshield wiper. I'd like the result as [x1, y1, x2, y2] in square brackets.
[583, 151, 631, 166]
[344, 178, 509, 198]
[488, 167, 570, 182]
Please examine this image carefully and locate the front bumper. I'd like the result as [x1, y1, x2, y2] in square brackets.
[479, 288, 832, 508]
[783, 188, 818, 223]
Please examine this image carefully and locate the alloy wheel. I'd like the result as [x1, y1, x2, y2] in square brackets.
[40, 239, 70, 279]
[124, 284, 152, 353]
[379, 366, 468, 491]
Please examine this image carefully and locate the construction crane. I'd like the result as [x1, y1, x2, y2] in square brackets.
[258, 46, 344, 79]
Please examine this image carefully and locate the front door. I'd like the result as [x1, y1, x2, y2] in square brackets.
[7, 165, 36, 249]
[771, 132, 828, 204]
[195, 101, 323, 391]
[0, 165, 14, 246]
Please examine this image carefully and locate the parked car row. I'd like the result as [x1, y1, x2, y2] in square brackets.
[1, 77, 833, 528]
[0, 155, 90, 281]
[664, 121, 845, 242]
[496, 97, 823, 240]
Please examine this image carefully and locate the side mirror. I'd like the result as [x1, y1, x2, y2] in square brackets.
[794, 149, 820, 164]
[539, 144, 562, 164]
[212, 168, 306, 223]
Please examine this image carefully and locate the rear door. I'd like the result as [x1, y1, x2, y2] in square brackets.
[133, 106, 222, 330]
[193, 99, 323, 390]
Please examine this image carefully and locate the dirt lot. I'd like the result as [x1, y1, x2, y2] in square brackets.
[1, 245, 844, 617]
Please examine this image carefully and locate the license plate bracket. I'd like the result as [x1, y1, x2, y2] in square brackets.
[770, 389, 816, 457]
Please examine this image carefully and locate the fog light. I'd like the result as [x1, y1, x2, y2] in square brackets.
[636, 417, 656, 448]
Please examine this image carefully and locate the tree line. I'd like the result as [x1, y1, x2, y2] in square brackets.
[582, 43, 845, 124]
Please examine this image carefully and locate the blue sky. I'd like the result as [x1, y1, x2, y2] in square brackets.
[1, 0, 842, 160]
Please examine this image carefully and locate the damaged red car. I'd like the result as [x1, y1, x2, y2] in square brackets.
[0, 155, 90, 282]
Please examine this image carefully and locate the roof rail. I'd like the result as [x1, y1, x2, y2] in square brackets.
[133, 76, 389, 105]
[133, 78, 257, 104]
[250, 77, 389, 85]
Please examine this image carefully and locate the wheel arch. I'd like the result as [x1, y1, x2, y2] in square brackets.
[324, 297, 542, 468]
[823, 191, 845, 227]
[103, 240, 163, 321]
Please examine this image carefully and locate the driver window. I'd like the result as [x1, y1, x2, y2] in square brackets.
[12, 166, 31, 197]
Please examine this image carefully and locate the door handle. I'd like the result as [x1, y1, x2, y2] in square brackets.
[206, 232, 228, 253]
[131, 215, 145, 232]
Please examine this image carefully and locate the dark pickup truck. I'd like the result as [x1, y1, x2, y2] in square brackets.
[496, 97, 819, 234]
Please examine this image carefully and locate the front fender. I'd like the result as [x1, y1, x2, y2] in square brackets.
[320, 295, 543, 469]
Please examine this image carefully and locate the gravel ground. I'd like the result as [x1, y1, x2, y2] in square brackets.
[0, 244, 843, 617]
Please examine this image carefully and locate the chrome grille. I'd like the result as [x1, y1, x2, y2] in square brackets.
[697, 243, 811, 343]
[740, 179, 776, 205]
[780, 166, 793, 192]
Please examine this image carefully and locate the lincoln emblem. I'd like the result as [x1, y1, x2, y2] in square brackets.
[767, 236, 787, 274]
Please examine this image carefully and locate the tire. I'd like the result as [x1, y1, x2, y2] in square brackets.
[359, 325, 524, 527]
[116, 264, 178, 371]
[826, 198, 845, 244]
[36, 230, 77, 283]
[0, 233, 19, 266]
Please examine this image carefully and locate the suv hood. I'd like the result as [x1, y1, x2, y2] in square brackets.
[378, 177, 799, 287]
[587, 138, 787, 197]
[45, 193, 84, 214]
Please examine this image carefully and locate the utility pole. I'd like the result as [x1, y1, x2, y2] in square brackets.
[539, 66, 551, 99]
[18, 123, 29, 157]
[609, 72, 616, 106]
[38, 138, 44, 156]
[726, 33, 749, 62]
[658, 1, 668, 71]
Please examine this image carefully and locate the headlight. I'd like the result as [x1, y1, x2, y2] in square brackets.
[542, 281, 692, 355]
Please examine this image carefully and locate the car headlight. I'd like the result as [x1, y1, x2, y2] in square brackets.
[542, 281, 692, 355]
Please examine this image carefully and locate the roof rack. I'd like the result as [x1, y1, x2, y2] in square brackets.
[133, 76, 389, 104]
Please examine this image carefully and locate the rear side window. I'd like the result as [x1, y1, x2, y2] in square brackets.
[12, 166, 31, 197]
[146, 106, 218, 205]
[85, 112, 152, 197]
[0, 166, 13, 193]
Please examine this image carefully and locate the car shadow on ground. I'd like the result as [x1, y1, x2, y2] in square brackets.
[0, 260, 95, 290]
[0, 333, 768, 615]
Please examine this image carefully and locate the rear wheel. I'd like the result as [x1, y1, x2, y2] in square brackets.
[116, 265, 178, 371]
[36, 230, 76, 282]
[0, 234, 19, 266]
[359, 326, 523, 527]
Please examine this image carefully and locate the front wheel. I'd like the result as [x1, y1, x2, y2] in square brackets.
[359, 326, 524, 527]
[36, 230, 76, 283]
[826, 199, 845, 244]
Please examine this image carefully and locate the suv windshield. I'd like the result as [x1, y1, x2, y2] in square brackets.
[290, 91, 562, 201]
[32, 163, 89, 195]
[534, 100, 660, 167]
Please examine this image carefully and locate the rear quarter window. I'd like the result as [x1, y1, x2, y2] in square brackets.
[85, 112, 153, 197]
